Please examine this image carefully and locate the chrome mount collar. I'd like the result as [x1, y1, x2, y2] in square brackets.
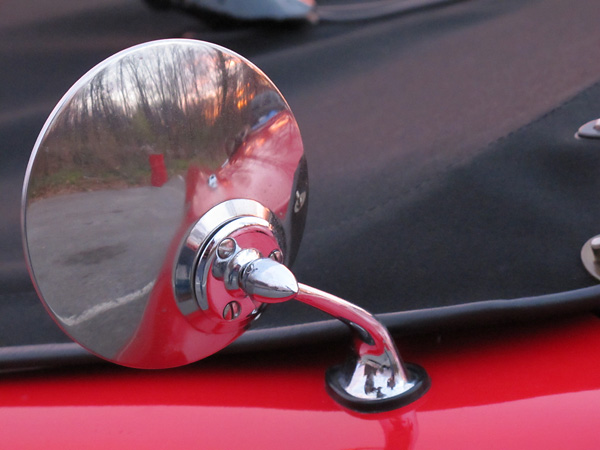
[173, 199, 285, 317]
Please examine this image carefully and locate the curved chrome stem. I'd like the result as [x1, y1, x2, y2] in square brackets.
[295, 284, 427, 407]
[296, 284, 409, 393]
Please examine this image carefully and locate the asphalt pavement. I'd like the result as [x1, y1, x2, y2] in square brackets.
[0, 0, 203, 345]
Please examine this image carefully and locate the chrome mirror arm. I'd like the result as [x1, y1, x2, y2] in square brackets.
[294, 284, 429, 412]
[238, 254, 430, 412]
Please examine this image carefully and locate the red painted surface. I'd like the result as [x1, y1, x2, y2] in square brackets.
[2, 314, 600, 449]
[99, 111, 303, 369]
[148, 154, 168, 187]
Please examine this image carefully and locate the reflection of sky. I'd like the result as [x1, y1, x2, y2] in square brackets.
[60, 41, 269, 140]
[77, 45, 225, 119]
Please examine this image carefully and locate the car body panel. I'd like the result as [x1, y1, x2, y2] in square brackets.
[2, 314, 600, 448]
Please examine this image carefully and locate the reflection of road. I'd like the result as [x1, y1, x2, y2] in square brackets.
[26, 178, 185, 358]
[0, 0, 202, 347]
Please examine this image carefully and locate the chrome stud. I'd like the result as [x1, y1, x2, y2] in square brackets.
[577, 119, 600, 139]
[592, 237, 600, 260]
[580, 235, 600, 281]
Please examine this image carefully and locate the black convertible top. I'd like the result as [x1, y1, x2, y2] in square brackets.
[1, 0, 600, 356]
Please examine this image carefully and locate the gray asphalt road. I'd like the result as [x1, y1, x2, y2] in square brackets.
[0, 0, 201, 345]
[26, 181, 184, 355]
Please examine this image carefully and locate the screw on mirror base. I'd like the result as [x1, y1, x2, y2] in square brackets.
[326, 363, 430, 413]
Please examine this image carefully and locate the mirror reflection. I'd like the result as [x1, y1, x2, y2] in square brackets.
[23, 40, 305, 367]
[29, 42, 285, 197]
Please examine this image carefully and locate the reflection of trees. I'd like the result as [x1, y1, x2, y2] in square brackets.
[31, 43, 276, 196]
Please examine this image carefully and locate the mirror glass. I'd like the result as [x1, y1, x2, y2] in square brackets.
[22, 39, 306, 368]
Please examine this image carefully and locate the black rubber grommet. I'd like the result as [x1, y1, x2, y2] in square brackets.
[325, 363, 430, 413]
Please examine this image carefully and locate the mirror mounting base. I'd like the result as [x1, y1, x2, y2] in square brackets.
[327, 362, 430, 413]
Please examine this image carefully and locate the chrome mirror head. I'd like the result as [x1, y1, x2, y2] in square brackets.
[22, 39, 307, 369]
[23, 39, 428, 412]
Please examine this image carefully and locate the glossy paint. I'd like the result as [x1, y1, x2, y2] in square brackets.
[2, 314, 600, 448]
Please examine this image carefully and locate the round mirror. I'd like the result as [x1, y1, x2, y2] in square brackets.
[22, 39, 307, 369]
